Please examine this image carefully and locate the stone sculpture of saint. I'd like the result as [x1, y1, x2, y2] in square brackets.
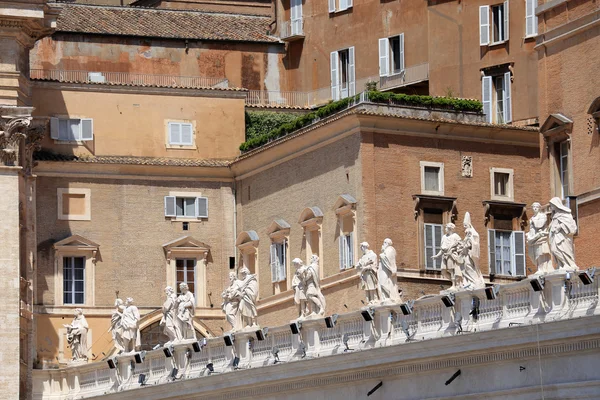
[235, 266, 259, 329]
[176, 283, 196, 340]
[160, 286, 177, 345]
[109, 297, 125, 353]
[304, 255, 326, 316]
[356, 242, 380, 304]
[548, 197, 578, 271]
[460, 212, 485, 290]
[527, 202, 553, 274]
[291, 258, 309, 318]
[378, 239, 401, 302]
[121, 297, 141, 353]
[433, 224, 463, 291]
[221, 272, 240, 331]
[64, 308, 89, 362]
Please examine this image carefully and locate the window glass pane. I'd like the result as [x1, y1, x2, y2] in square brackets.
[494, 172, 509, 196]
[74, 267, 84, 280]
[64, 293, 72, 304]
[176, 198, 184, 216]
[59, 119, 69, 140]
[74, 293, 84, 304]
[390, 36, 401, 73]
[187, 270, 195, 282]
[68, 119, 80, 141]
[176, 259, 184, 268]
[74, 281, 84, 292]
[177, 270, 184, 282]
[184, 198, 195, 217]
[495, 76, 504, 124]
[339, 50, 349, 89]
[424, 166, 440, 191]
[492, 6, 500, 42]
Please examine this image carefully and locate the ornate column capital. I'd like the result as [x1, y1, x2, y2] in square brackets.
[0, 107, 46, 175]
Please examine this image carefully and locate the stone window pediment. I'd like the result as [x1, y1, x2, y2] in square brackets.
[298, 206, 324, 230]
[412, 194, 457, 222]
[53, 235, 99, 306]
[163, 236, 210, 262]
[54, 234, 99, 262]
[267, 219, 291, 240]
[540, 113, 573, 144]
[482, 200, 527, 229]
[236, 230, 259, 252]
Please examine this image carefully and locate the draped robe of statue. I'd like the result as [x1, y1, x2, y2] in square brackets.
[222, 277, 241, 330]
[292, 261, 308, 318]
[121, 303, 141, 353]
[548, 197, 578, 271]
[236, 273, 259, 329]
[357, 249, 380, 303]
[527, 207, 553, 274]
[109, 299, 125, 353]
[378, 242, 400, 302]
[176, 289, 196, 340]
[461, 225, 485, 290]
[304, 259, 326, 315]
[67, 312, 89, 361]
[438, 231, 463, 291]
[160, 290, 177, 344]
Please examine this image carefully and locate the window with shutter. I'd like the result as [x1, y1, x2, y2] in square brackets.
[424, 223, 443, 270]
[378, 38, 389, 77]
[512, 231, 526, 276]
[503, 1, 509, 41]
[347, 232, 354, 268]
[165, 196, 177, 217]
[503, 71, 512, 123]
[525, 0, 538, 37]
[482, 76, 493, 123]
[339, 234, 346, 270]
[339, 0, 347, 11]
[346, 0, 352, 9]
[195, 197, 208, 218]
[277, 241, 287, 281]
[399, 33, 405, 73]
[487, 229, 496, 275]
[168, 122, 194, 146]
[348, 46, 355, 96]
[81, 119, 94, 141]
[52, 118, 94, 141]
[270, 243, 279, 282]
[50, 117, 59, 140]
[480, 6, 490, 46]
[169, 122, 181, 144]
[330, 51, 339, 101]
[328, 0, 336, 13]
[291, 0, 302, 35]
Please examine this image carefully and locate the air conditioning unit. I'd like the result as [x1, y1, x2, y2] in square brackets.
[88, 72, 106, 83]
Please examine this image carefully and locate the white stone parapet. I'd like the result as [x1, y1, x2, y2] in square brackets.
[32, 271, 600, 399]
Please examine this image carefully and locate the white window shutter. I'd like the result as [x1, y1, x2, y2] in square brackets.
[80, 118, 93, 141]
[347, 0, 352, 9]
[50, 117, 59, 140]
[479, 6, 490, 46]
[169, 123, 181, 144]
[330, 51, 339, 101]
[487, 229, 496, 275]
[181, 123, 193, 145]
[378, 38, 389, 77]
[339, 0, 347, 11]
[278, 241, 287, 281]
[482, 76, 493, 123]
[195, 197, 208, 218]
[425, 224, 433, 269]
[503, 72, 512, 123]
[348, 232, 354, 268]
[164, 196, 176, 217]
[512, 231, 526, 276]
[503, 1, 509, 41]
[328, 0, 336, 13]
[399, 33, 405, 72]
[348, 46, 355, 96]
[434, 224, 442, 269]
[339, 234, 345, 270]
[270, 243, 279, 282]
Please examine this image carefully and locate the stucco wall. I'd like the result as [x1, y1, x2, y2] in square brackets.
[31, 85, 245, 159]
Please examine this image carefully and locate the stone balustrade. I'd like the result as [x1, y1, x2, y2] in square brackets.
[32, 270, 600, 400]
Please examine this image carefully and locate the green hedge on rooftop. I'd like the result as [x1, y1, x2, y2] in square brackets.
[240, 92, 482, 153]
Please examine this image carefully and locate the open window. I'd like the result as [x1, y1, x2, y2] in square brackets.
[165, 193, 208, 220]
[53, 235, 99, 306]
[420, 161, 444, 196]
[480, 2, 509, 46]
[490, 167, 514, 201]
[163, 236, 210, 307]
[328, 0, 352, 13]
[298, 207, 324, 278]
[330, 47, 355, 101]
[267, 219, 291, 294]
[525, 0, 538, 38]
[50, 117, 93, 142]
[379, 34, 404, 77]
[482, 68, 512, 124]
[334, 195, 357, 271]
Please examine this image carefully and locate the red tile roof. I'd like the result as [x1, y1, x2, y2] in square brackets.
[34, 151, 232, 167]
[56, 4, 280, 43]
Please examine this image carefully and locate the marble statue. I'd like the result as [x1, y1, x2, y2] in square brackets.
[176, 283, 196, 341]
[461, 156, 473, 178]
[304, 255, 326, 316]
[379, 239, 401, 302]
[121, 297, 141, 353]
[356, 242, 380, 304]
[160, 286, 177, 344]
[109, 297, 125, 353]
[433, 224, 463, 292]
[64, 308, 89, 362]
[235, 266, 259, 330]
[527, 202, 553, 274]
[222, 271, 241, 330]
[548, 197, 578, 271]
[460, 213, 485, 290]
[292, 258, 309, 318]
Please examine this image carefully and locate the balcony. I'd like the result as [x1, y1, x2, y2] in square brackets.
[379, 62, 429, 91]
[279, 19, 304, 41]
[29, 69, 230, 90]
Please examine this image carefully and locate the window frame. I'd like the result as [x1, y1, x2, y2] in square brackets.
[487, 229, 526, 277]
[420, 161, 445, 196]
[525, 0, 538, 38]
[166, 120, 196, 148]
[50, 117, 94, 143]
[270, 240, 288, 283]
[339, 232, 354, 270]
[489, 167, 514, 201]
[164, 192, 209, 220]
[63, 256, 86, 305]
[378, 34, 405, 77]
[480, 2, 509, 47]
[176, 258, 197, 296]
[424, 223, 443, 270]
[559, 140, 570, 199]
[482, 70, 512, 124]
[53, 235, 98, 307]
[330, 46, 355, 101]
[329, 0, 353, 13]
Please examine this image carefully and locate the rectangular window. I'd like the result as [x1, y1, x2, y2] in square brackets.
[494, 172, 509, 196]
[490, 167, 514, 201]
[339, 232, 354, 270]
[480, 2, 509, 46]
[50, 118, 93, 141]
[290, 0, 302, 36]
[482, 71, 512, 124]
[270, 241, 287, 282]
[378, 34, 405, 77]
[168, 122, 194, 146]
[176, 259, 196, 295]
[63, 257, 85, 304]
[330, 47, 355, 101]
[420, 161, 444, 195]
[424, 223, 443, 270]
[560, 140, 569, 198]
[525, 0, 538, 37]
[488, 229, 525, 276]
[329, 0, 352, 13]
[165, 196, 208, 218]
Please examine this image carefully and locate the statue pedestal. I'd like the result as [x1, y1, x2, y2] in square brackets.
[542, 270, 570, 320]
[297, 317, 323, 357]
[372, 304, 395, 346]
[231, 329, 260, 369]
